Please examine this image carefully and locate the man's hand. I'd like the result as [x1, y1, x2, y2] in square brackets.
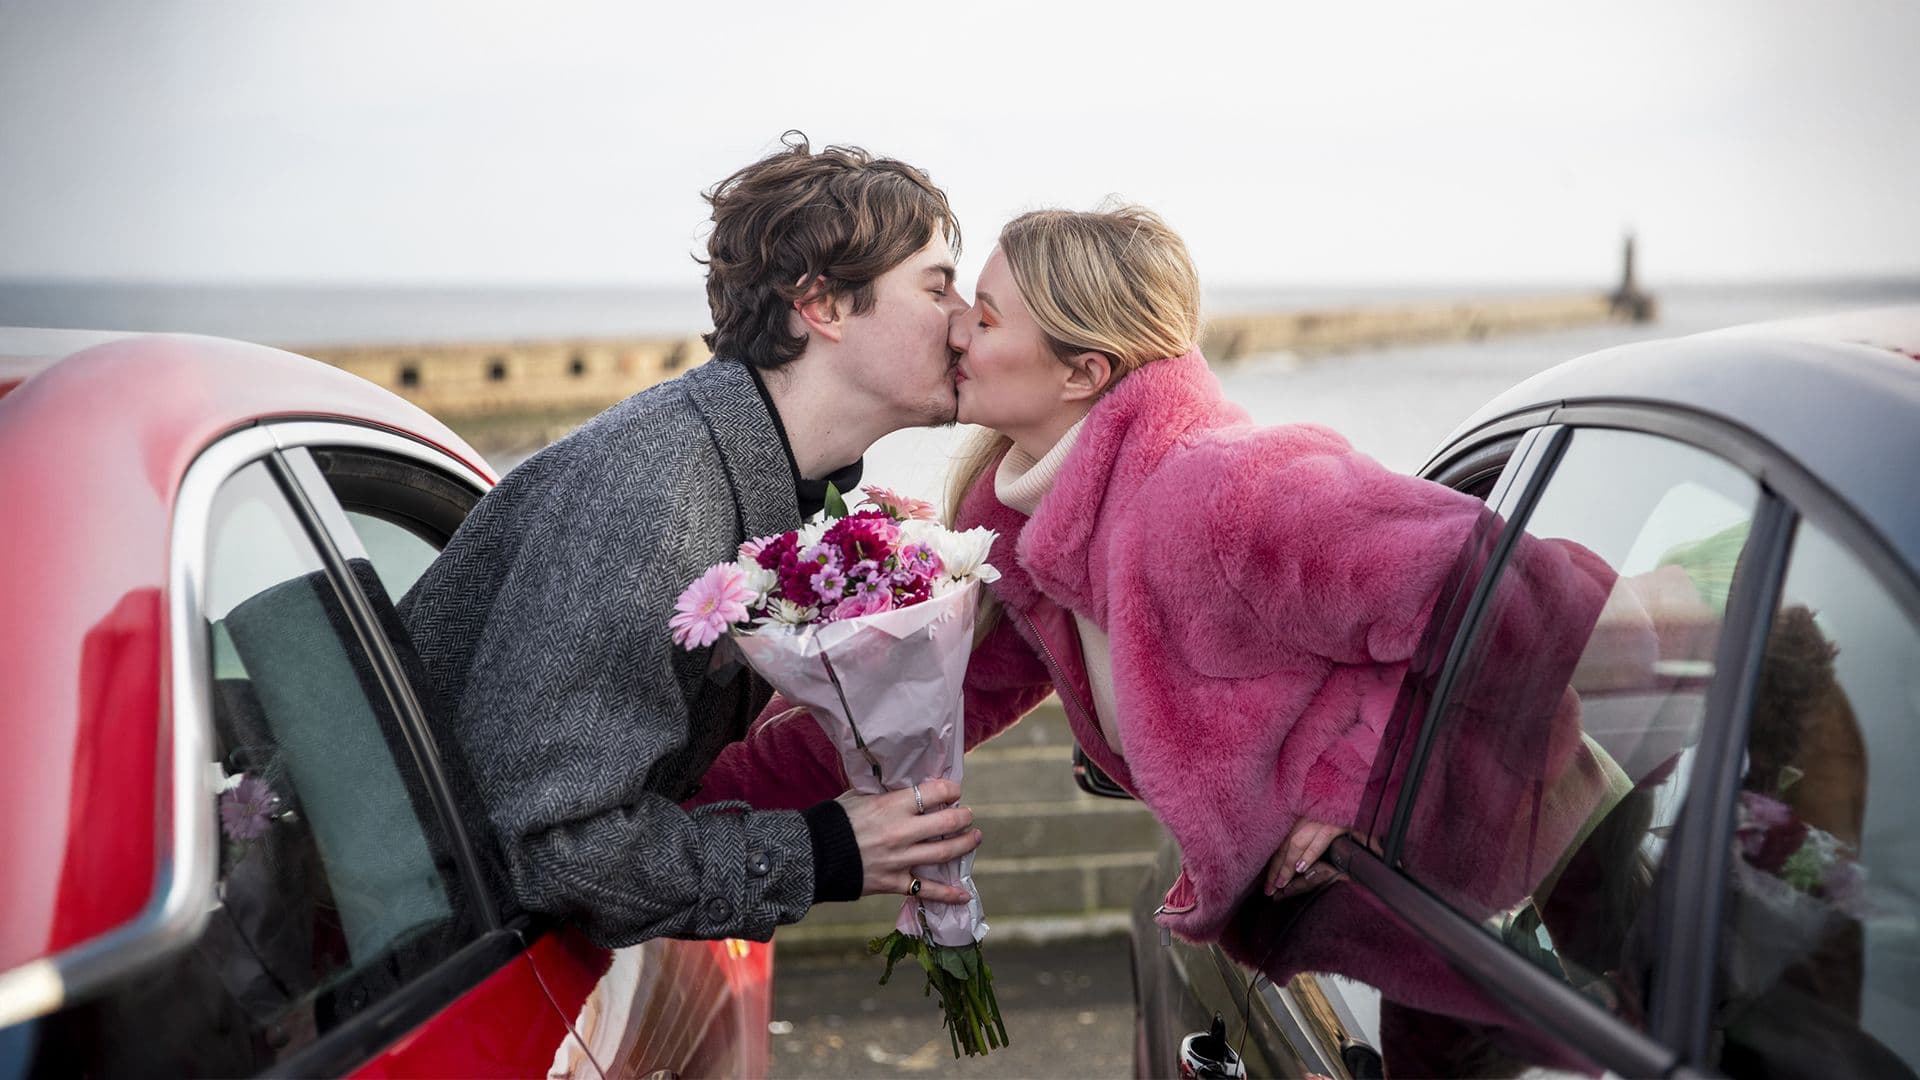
[839, 779, 981, 905]
[1264, 819, 1348, 899]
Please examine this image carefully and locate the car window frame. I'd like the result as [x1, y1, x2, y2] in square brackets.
[0, 422, 524, 1072]
[246, 423, 542, 1074]
[1545, 401, 1920, 1065]
[1346, 409, 1804, 1077]
[1366, 424, 1563, 854]
[1356, 418, 1685, 1075]
[1347, 397, 1920, 1076]
[157, 421, 529, 1077]
[0, 428, 288, 1037]
[271, 445, 498, 924]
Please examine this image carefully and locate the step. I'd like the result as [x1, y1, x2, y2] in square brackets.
[786, 851, 1161, 931]
[775, 910, 1136, 954]
[958, 746, 1084, 804]
[970, 799, 1162, 861]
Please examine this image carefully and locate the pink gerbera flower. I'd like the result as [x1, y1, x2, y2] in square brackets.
[860, 486, 939, 522]
[670, 563, 756, 649]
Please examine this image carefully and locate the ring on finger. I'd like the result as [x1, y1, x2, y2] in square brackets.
[910, 876, 923, 896]
[910, 782, 925, 815]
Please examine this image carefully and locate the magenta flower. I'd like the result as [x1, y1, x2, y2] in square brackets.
[670, 563, 756, 649]
[755, 532, 798, 571]
[860, 486, 939, 522]
[1736, 790, 1807, 873]
[219, 775, 278, 841]
[825, 512, 900, 564]
[778, 556, 821, 608]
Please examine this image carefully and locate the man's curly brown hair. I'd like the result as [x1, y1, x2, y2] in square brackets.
[699, 131, 961, 370]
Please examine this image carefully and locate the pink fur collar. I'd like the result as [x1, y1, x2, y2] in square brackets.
[1016, 351, 1249, 623]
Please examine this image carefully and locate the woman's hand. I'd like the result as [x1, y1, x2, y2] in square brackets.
[1264, 819, 1348, 899]
[839, 778, 981, 905]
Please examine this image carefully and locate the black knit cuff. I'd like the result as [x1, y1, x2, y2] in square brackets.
[801, 800, 862, 904]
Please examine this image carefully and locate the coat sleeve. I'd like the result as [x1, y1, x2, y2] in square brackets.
[414, 431, 817, 947]
[690, 608, 1058, 810]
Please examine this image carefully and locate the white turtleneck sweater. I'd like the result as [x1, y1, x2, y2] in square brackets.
[994, 419, 1126, 757]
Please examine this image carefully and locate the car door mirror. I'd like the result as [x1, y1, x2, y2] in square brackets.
[1178, 1013, 1246, 1079]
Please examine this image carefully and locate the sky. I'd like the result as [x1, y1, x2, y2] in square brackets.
[1, 0, 1916, 291]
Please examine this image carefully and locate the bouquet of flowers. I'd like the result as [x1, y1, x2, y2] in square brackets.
[1734, 788, 1868, 918]
[671, 485, 1009, 1057]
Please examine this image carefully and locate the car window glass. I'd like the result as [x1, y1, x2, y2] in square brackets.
[345, 509, 440, 599]
[26, 460, 483, 1076]
[1711, 520, 1920, 1077]
[291, 446, 514, 910]
[1398, 427, 1762, 1035]
[309, 446, 477, 602]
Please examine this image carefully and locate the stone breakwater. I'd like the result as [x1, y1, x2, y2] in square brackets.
[291, 332, 712, 456]
[288, 290, 1648, 458]
[1201, 292, 1642, 363]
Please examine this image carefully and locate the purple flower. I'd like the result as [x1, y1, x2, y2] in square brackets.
[219, 775, 278, 841]
[811, 566, 849, 602]
[801, 542, 841, 569]
[898, 542, 942, 578]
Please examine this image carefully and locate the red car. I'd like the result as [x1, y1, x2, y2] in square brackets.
[0, 330, 771, 1077]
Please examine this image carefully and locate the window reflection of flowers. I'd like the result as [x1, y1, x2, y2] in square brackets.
[1736, 788, 1868, 918]
[214, 767, 286, 868]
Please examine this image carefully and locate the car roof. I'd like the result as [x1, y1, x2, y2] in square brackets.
[0, 331, 496, 972]
[1434, 305, 1920, 569]
[0, 327, 135, 398]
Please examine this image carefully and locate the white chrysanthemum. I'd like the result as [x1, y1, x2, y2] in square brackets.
[931, 525, 999, 582]
[764, 598, 818, 625]
[734, 557, 778, 603]
[897, 518, 943, 547]
[796, 519, 830, 549]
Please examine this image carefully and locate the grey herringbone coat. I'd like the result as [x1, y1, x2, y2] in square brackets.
[399, 358, 814, 946]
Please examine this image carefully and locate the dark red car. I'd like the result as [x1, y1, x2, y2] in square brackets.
[0, 330, 771, 1077]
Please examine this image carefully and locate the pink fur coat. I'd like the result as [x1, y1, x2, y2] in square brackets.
[695, 351, 1621, 1022]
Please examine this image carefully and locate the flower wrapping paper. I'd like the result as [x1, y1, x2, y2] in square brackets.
[733, 582, 986, 947]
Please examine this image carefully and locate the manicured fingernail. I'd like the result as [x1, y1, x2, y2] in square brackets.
[1296, 860, 1309, 874]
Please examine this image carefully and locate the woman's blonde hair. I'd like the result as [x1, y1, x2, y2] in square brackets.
[945, 204, 1201, 521]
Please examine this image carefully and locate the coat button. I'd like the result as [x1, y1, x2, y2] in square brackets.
[705, 897, 733, 925]
[747, 851, 771, 876]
